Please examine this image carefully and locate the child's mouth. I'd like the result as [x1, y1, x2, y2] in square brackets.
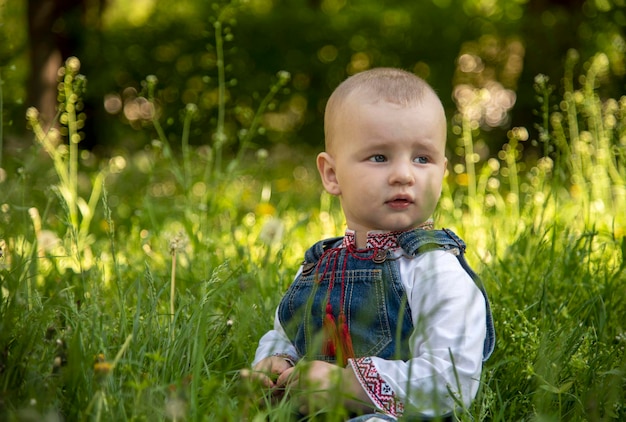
[386, 198, 412, 208]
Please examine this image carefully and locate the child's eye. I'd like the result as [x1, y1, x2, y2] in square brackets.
[414, 156, 429, 164]
[369, 155, 386, 163]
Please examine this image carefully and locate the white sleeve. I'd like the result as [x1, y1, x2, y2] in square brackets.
[251, 307, 299, 367]
[349, 250, 486, 418]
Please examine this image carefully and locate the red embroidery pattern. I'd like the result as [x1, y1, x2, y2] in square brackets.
[351, 357, 404, 417]
[342, 231, 401, 250]
[366, 232, 402, 250]
[343, 231, 357, 248]
[342, 222, 434, 251]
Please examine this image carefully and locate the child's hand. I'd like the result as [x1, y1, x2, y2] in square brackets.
[239, 356, 295, 408]
[275, 360, 339, 413]
[246, 356, 294, 389]
[276, 360, 370, 414]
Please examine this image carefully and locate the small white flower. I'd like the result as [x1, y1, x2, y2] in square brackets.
[259, 218, 284, 245]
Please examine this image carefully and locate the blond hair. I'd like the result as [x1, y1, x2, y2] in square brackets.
[324, 68, 442, 149]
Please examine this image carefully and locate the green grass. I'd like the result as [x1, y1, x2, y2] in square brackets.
[1, 51, 625, 421]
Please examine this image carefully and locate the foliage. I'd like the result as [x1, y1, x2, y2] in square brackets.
[1, 5, 626, 422]
[1, 0, 625, 156]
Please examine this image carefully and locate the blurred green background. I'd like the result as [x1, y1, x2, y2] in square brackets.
[1, 3, 625, 420]
[1, 0, 624, 158]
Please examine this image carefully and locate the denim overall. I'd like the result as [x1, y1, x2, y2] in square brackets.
[278, 228, 496, 364]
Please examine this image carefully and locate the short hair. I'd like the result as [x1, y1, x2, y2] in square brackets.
[324, 68, 442, 149]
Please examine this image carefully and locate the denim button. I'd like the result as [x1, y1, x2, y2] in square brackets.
[372, 250, 387, 263]
[301, 262, 316, 275]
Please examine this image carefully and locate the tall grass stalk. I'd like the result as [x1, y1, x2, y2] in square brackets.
[0, 68, 4, 170]
[168, 233, 187, 335]
[213, 20, 227, 180]
[25, 57, 104, 277]
[64, 58, 81, 230]
[548, 51, 626, 231]
[143, 19, 290, 261]
[84, 334, 133, 421]
[144, 75, 185, 186]
[460, 115, 478, 228]
[170, 249, 177, 330]
[181, 103, 196, 191]
[233, 70, 291, 170]
[101, 184, 127, 336]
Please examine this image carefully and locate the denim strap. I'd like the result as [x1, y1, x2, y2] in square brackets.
[303, 236, 343, 264]
[398, 228, 496, 361]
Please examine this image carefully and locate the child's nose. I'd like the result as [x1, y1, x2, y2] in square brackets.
[388, 161, 415, 185]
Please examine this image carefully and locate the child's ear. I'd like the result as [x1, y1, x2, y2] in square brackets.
[317, 152, 341, 196]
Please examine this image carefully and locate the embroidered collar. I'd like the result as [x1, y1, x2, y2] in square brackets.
[342, 230, 402, 250]
[341, 221, 434, 250]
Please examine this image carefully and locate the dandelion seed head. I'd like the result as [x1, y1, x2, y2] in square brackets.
[165, 395, 187, 421]
[37, 230, 61, 253]
[169, 231, 189, 254]
[259, 218, 284, 245]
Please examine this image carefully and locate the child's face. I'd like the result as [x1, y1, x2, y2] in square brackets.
[318, 92, 448, 237]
